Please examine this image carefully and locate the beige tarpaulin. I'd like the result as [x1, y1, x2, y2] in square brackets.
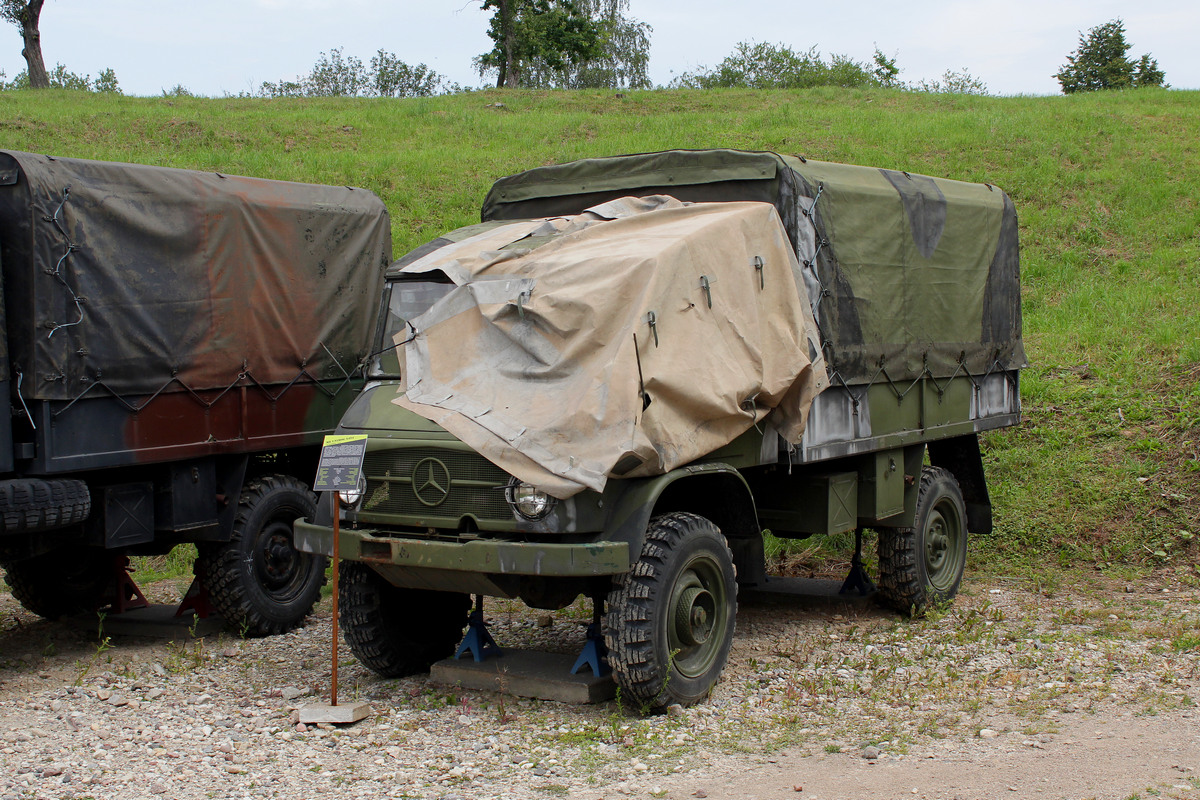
[393, 197, 827, 498]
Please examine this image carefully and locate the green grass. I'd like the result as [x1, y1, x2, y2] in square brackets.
[3, 85, 1197, 582]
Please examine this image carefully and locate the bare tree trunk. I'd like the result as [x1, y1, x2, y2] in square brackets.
[497, 0, 521, 88]
[18, 0, 48, 89]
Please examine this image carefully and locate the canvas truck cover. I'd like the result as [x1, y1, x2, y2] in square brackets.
[482, 149, 1027, 386]
[0, 150, 391, 403]
[392, 196, 827, 498]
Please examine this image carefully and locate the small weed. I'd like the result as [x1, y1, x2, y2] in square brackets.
[1170, 633, 1200, 653]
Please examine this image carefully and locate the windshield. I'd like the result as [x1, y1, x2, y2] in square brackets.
[370, 276, 455, 377]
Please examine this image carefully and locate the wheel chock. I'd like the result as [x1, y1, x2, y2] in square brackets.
[570, 622, 610, 676]
[455, 594, 502, 662]
[175, 577, 214, 619]
[106, 556, 150, 614]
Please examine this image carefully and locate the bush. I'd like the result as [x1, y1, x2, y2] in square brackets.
[671, 41, 881, 90]
[1, 63, 120, 92]
[914, 68, 988, 96]
[259, 48, 446, 98]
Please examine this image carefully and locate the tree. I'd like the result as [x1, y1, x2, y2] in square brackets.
[522, 0, 652, 90]
[477, 0, 603, 88]
[870, 47, 901, 89]
[1, 0, 48, 89]
[1055, 19, 1166, 93]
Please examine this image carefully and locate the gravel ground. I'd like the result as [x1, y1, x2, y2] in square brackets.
[1, 568, 1198, 800]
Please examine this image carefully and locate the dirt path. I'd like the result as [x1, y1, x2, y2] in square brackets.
[643, 708, 1200, 800]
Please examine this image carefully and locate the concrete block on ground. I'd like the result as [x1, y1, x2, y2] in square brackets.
[431, 649, 614, 705]
[298, 701, 372, 725]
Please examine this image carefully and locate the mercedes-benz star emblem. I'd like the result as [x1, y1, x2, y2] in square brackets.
[412, 457, 452, 507]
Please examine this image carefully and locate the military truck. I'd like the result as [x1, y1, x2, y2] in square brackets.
[295, 148, 1025, 707]
[0, 151, 390, 635]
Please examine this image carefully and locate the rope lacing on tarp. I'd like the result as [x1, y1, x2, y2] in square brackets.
[46, 188, 85, 339]
[49, 349, 364, 420]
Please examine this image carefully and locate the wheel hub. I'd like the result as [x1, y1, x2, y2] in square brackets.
[925, 514, 949, 571]
[257, 523, 302, 592]
[674, 584, 715, 647]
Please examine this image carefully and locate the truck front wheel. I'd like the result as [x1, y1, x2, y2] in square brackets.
[196, 475, 326, 636]
[877, 466, 968, 616]
[605, 512, 738, 709]
[339, 561, 471, 677]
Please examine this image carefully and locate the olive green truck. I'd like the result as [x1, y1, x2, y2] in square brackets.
[295, 149, 1025, 708]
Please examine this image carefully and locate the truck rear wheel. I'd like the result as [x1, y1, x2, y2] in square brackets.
[605, 512, 737, 709]
[339, 561, 471, 677]
[2, 546, 114, 619]
[196, 475, 326, 637]
[877, 466, 968, 616]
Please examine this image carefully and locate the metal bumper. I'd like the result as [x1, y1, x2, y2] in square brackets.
[294, 519, 629, 577]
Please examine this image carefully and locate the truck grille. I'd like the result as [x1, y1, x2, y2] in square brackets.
[359, 448, 512, 520]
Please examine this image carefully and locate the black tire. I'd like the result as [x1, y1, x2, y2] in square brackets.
[1, 478, 91, 535]
[2, 546, 115, 619]
[196, 475, 326, 637]
[605, 512, 737, 710]
[877, 466, 968, 616]
[339, 561, 471, 677]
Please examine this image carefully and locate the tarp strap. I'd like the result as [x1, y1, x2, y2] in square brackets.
[14, 369, 35, 430]
[46, 187, 85, 340]
[800, 183, 825, 220]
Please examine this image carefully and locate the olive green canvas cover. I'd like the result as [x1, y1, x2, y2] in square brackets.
[483, 149, 1026, 386]
[0, 150, 391, 402]
[392, 197, 827, 498]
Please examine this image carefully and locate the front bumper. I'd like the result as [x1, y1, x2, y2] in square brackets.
[294, 519, 629, 577]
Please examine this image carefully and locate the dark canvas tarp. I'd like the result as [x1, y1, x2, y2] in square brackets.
[482, 149, 1027, 386]
[0, 151, 391, 402]
[392, 197, 827, 497]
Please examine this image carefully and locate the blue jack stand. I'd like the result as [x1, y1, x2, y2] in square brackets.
[455, 594, 502, 662]
[571, 599, 609, 676]
[839, 529, 877, 597]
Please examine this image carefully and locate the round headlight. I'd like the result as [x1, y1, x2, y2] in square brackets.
[338, 476, 366, 508]
[505, 479, 556, 520]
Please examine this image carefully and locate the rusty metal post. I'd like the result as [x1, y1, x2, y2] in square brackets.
[330, 494, 340, 707]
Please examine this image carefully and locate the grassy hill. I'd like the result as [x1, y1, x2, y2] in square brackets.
[2, 86, 1197, 586]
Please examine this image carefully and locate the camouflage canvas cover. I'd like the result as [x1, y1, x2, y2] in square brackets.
[0, 151, 391, 403]
[392, 197, 827, 497]
[483, 149, 1026, 386]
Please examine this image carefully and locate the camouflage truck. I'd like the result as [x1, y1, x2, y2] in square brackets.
[295, 149, 1025, 707]
[0, 151, 390, 635]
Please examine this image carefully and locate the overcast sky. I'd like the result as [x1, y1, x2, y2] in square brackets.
[2, 1, 1197, 97]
